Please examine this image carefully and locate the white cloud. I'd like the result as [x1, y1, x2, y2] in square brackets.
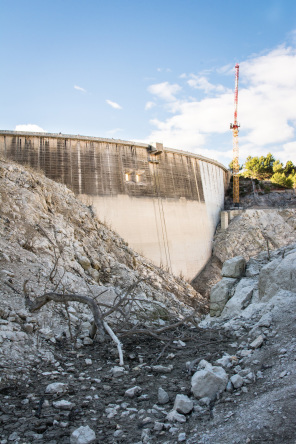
[217, 63, 233, 75]
[15, 124, 46, 132]
[148, 82, 181, 102]
[145, 43, 296, 165]
[145, 101, 156, 110]
[187, 75, 226, 93]
[74, 85, 86, 93]
[106, 99, 122, 110]
[275, 141, 296, 164]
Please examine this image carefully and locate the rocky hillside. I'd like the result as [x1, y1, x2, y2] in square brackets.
[0, 158, 206, 372]
[193, 208, 296, 298]
[191, 243, 296, 443]
[224, 177, 296, 209]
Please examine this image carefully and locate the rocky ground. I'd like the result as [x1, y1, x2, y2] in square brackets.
[192, 207, 296, 298]
[1, 159, 296, 443]
[1, 244, 296, 444]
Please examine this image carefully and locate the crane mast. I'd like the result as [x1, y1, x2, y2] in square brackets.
[230, 63, 240, 204]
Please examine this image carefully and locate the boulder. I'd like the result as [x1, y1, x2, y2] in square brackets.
[221, 278, 256, 317]
[258, 250, 296, 300]
[210, 278, 237, 316]
[191, 361, 228, 400]
[222, 256, 246, 278]
[173, 394, 193, 414]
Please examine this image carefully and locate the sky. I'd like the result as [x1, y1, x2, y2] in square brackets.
[1, 0, 296, 167]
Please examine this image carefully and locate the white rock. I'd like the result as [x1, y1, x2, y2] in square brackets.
[250, 335, 264, 349]
[173, 394, 193, 414]
[45, 383, 68, 394]
[222, 256, 246, 278]
[70, 425, 96, 444]
[152, 365, 173, 373]
[230, 374, 244, 389]
[154, 421, 164, 431]
[85, 358, 92, 365]
[221, 279, 255, 317]
[111, 366, 125, 377]
[178, 432, 187, 442]
[257, 313, 272, 327]
[215, 354, 232, 368]
[158, 387, 170, 404]
[141, 429, 151, 443]
[39, 327, 54, 339]
[191, 361, 228, 400]
[53, 400, 74, 410]
[166, 410, 186, 423]
[124, 386, 142, 398]
[210, 278, 237, 316]
[240, 349, 252, 357]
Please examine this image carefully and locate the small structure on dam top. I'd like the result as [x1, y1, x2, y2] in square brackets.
[0, 130, 229, 280]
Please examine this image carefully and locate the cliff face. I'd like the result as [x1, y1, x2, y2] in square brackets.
[192, 208, 296, 297]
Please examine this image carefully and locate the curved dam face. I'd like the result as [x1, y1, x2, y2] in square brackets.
[0, 131, 229, 280]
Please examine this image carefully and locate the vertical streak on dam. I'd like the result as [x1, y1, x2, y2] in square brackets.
[0, 131, 229, 280]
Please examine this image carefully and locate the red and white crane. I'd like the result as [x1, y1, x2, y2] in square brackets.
[230, 63, 240, 204]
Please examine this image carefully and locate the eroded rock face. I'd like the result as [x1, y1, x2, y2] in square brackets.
[193, 208, 296, 299]
[211, 244, 296, 322]
[214, 209, 296, 264]
[258, 250, 296, 300]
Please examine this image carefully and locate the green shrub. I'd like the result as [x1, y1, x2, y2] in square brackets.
[270, 172, 293, 188]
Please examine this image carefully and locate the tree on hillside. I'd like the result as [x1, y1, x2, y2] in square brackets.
[272, 159, 284, 174]
[284, 160, 295, 176]
[242, 153, 275, 179]
[270, 172, 293, 189]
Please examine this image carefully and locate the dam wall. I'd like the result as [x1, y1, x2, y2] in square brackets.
[0, 131, 229, 280]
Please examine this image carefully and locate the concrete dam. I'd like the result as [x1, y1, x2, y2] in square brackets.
[0, 131, 229, 280]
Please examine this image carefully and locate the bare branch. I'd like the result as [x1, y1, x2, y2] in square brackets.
[103, 321, 124, 365]
[118, 313, 197, 338]
[25, 291, 105, 339]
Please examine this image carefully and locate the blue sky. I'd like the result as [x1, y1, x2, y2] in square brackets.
[1, 0, 296, 166]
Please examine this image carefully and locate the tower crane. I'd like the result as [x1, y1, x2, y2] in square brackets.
[230, 63, 240, 205]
